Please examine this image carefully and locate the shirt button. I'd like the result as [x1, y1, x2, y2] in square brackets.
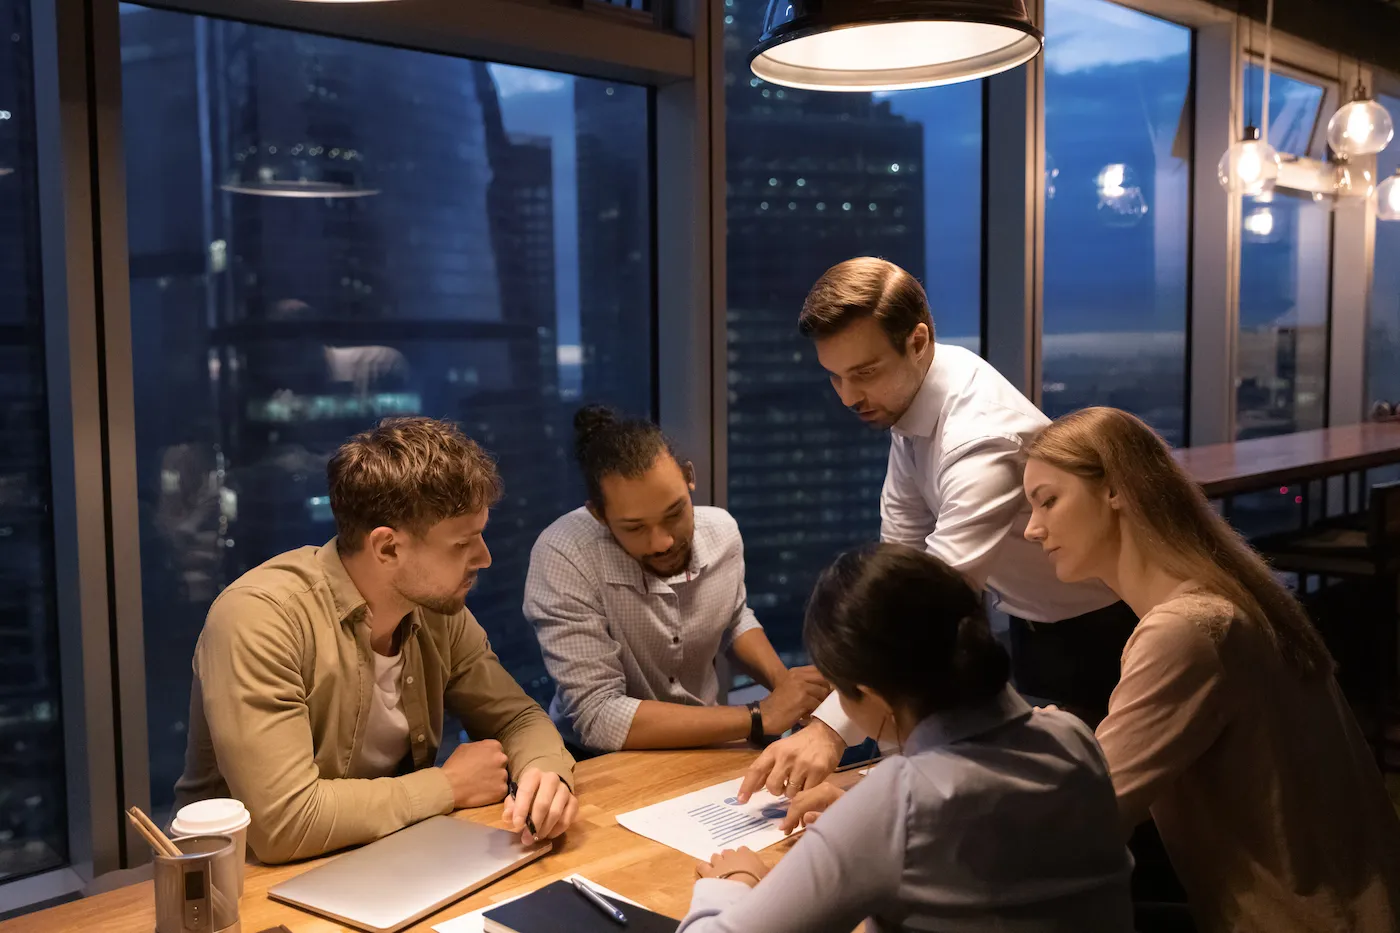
[416, 733, 426, 743]
[672, 636, 680, 645]
[406, 676, 415, 685]
[669, 677, 676, 684]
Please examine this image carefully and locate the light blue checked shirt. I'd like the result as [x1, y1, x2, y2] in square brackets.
[523, 506, 763, 752]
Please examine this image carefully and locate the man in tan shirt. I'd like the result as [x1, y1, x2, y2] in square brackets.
[175, 417, 577, 864]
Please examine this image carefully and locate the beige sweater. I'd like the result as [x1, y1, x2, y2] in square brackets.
[1096, 583, 1400, 932]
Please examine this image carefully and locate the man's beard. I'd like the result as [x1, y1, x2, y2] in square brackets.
[401, 572, 477, 616]
[640, 540, 692, 578]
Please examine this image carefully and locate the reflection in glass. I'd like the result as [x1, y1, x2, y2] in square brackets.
[0, 0, 67, 884]
[1367, 95, 1400, 409]
[119, 6, 652, 816]
[1237, 191, 1330, 441]
[1042, 0, 1192, 446]
[1243, 63, 1326, 156]
[724, 0, 982, 661]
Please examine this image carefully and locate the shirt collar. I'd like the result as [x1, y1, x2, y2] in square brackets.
[892, 352, 944, 440]
[903, 685, 1033, 755]
[316, 537, 422, 634]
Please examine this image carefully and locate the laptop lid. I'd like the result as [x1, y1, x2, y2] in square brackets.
[267, 816, 550, 933]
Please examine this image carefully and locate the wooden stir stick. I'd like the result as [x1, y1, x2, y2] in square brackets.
[126, 807, 235, 916]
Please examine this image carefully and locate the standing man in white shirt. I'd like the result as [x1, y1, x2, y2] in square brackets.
[740, 256, 1137, 801]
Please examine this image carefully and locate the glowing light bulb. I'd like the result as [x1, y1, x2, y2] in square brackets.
[1327, 87, 1394, 158]
[1097, 163, 1127, 199]
[1378, 171, 1400, 222]
[1217, 128, 1280, 197]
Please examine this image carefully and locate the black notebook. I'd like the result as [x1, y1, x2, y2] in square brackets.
[482, 880, 678, 933]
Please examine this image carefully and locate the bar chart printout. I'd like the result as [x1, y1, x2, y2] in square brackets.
[614, 778, 800, 859]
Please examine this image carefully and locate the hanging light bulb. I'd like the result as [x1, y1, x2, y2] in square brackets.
[749, 0, 1043, 91]
[1218, 127, 1280, 197]
[1327, 79, 1395, 158]
[1378, 169, 1400, 222]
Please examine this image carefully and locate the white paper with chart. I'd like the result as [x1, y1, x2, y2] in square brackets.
[614, 777, 801, 859]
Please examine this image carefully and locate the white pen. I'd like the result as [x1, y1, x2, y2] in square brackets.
[571, 877, 628, 926]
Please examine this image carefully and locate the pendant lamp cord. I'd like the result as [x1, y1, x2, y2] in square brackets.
[1260, 0, 1274, 145]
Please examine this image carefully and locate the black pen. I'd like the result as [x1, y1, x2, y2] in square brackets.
[506, 779, 538, 837]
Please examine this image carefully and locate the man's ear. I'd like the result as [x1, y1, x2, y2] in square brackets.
[586, 500, 606, 525]
[367, 526, 400, 565]
[682, 460, 697, 492]
[1107, 487, 1121, 510]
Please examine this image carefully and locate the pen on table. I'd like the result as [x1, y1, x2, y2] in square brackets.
[506, 778, 538, 837]
[571, 877, 629, 926]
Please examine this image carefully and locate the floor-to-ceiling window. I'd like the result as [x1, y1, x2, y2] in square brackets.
[1231, 64, 1332, 536]
[1366, 93, 1400, 411]
[1042, 0, 1194, 447]
[118, 5, 654, 816]
[0, 0, 67, 885]
[722, 0, 982, 661]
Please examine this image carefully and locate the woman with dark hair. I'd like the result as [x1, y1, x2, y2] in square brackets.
[677, 543, 1133, 933]
[1024, 407, 1400, 932]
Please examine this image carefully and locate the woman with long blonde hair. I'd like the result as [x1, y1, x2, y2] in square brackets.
[1023, 406, 1400, 933]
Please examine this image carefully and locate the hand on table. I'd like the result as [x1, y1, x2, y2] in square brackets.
[758, 666, 832, 735]
[778, 781, 845, 834]
[503, 767, 578, 846]
[737, 720, 844, 803]
[441, 739, 509, 809]
[695, 847, 768, 889]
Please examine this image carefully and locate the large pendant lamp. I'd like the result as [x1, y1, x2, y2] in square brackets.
[749, 0, 1043, 92]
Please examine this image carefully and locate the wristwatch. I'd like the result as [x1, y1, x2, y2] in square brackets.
[746, 700, 771, 748]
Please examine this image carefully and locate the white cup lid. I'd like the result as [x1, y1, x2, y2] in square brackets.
[171, 798, 250, 836]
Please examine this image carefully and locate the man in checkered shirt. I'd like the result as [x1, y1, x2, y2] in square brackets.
[524, 405, 830, 755]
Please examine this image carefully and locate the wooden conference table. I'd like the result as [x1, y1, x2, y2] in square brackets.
[1176, 422, 1400, 499]
[3, 747, 865, 933]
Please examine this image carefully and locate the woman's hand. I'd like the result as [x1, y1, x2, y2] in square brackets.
[779, 781, 845, 834]
[695, 847, 769, 888]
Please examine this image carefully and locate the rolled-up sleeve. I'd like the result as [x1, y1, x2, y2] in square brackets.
[722, 540, 763, 652]
[524, 538, 641, 752]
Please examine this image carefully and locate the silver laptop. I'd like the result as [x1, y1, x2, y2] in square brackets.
[268, 816, 551, 933]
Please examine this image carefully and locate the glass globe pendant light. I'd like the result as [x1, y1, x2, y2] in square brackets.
[1378, 169, 1400, 222]
[1218, 126, 1280, 197]
[1327, 78, 1395, 159]
[1218, 0, 1280, 198]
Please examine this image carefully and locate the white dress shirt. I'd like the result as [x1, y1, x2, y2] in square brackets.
[524, 506, 763, 751]
[815, 344, 1116, 744]
[677, 688, 1135, 933]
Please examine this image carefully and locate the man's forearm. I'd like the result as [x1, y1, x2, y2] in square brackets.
[621, 700, 752, 749]
[729, 629, 788, 690]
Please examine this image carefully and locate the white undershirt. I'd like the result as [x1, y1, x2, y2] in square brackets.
[349, 650, 411, 779]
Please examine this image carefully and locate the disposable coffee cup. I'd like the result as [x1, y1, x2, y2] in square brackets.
[171, 798, 251, 897]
